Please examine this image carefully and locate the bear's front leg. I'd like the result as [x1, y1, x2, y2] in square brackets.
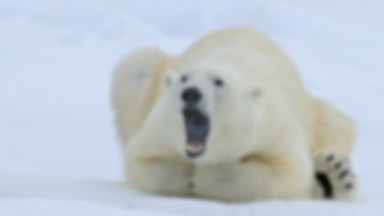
[313, 151, 357, 200]
[126, 155, 194, 197]
[192, 154, 313, 202]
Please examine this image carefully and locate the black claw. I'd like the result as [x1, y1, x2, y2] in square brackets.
[326, 154, 335, 162]
[334, 162, 342, 170]
[339, 170, 349, 180]
[345, 183, 353, 190]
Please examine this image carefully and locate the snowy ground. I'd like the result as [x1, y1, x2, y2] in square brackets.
[0, 0, 383, 215]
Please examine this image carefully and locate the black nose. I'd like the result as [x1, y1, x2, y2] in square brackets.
[182, 87, 202, 105]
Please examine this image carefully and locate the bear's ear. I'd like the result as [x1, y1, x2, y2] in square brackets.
[249, 85, 262, 99]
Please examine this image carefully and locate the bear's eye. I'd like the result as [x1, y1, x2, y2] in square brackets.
[181, 75, 188, 83]
[214, 78, 224, 87]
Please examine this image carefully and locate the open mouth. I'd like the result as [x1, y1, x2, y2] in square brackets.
[182, 107, 210, 159]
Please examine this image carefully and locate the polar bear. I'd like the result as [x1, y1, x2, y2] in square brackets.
[111, 27, 357, 202]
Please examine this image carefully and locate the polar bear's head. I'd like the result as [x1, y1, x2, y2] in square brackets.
[162, 63, 262, 162]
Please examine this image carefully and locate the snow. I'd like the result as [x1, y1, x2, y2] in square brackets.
[0, 0, 383, 215]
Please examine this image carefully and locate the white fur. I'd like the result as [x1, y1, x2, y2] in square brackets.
[111, 27, 356, 202]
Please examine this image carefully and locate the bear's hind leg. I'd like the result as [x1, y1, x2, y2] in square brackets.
[111, 48, 174, 147]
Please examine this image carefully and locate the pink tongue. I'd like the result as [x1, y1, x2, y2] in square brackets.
[186, 141, 204, 154]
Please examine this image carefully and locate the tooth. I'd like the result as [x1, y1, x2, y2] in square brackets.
[186, 144, 203, 153]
